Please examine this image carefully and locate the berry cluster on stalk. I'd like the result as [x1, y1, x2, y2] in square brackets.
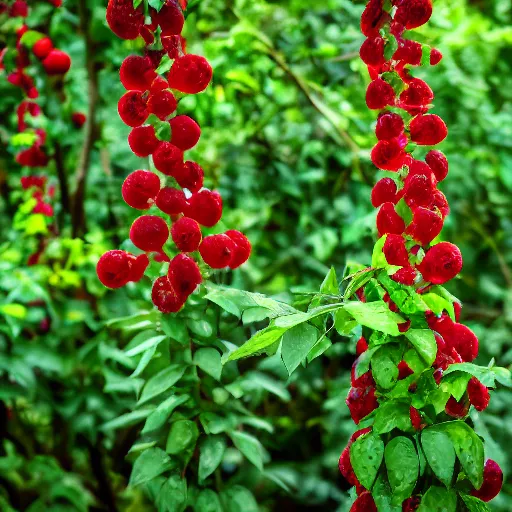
[98, 0, 251, 313]
[339, 1, 504, 510]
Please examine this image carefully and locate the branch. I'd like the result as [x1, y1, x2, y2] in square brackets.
[53, 141, 70, 220]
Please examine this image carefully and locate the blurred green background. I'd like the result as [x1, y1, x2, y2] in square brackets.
[0, 0, 511, 510]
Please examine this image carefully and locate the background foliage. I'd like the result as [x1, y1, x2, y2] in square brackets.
[0, 0, 511, 510]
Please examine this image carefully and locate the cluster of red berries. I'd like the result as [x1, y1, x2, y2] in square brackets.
[97, 0, 251, 314]
[21, 174, 55, 218]
[339, 1, 503, 509]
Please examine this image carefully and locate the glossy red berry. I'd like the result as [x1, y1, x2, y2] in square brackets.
[375, 112, 404, 141]
[128, 125, 160, 157]
[97, 250, 132, 288]
[32, 37, 53, 59]
[148, 89, 177, 120]
[225, 230, 252, 269]
[425, 150, 449, 182]
[404, 173, 435, 209]
[359, 37, 385, 68]
[16, 146, 48, 167]
[118, 91, 149, 127]
[418, 242, 462, 284]
[444, 323, 479, 362]
[410, 114, 448, 146]
[128, 254, 150, 282]
[151, 276, 184, 313]
[152, 142, 184, 176]
[346, 384, 378, 425]
[168, 54, 213, 94]
[168, 253, 202, 300]
[471, 460, 503, 502]
[156, 187, 187, 216]
[400, 78, 434, 114]
[371, 178, 397, 207]
[71, 112, 86, 128]
[366, 78, 396, 110]
[120, 55, 156, 91]
[430, 48, 443, 66]
[162, 34, 186, 59]
[122, 170, 160, 210]
[409, 406, 422, 430]
[42, 49, 71, 75]
[395, 0, 433, 30]
[173, 161, 204, 193]
[403, 497, 421, 512]
[199, 234, 236, 269]
[350, 492, 377, 512]
[431, 190, 450, 218]
[384, 234, 409, 266]
[130, 215, 169, 252]
[406, 207, 443, 246]
[106, 0, 144, 40]
[371, 139, 406, 171]
[445, 395, 470, 419]
[467, 378, 490, 412]
[153, 0, 185, 35]
[170, 115, 201, 150]
[377, 202, 405, 237]
[360, 0, 388, 37]
[171, 217, 202, 253]
[356, 337, 368, 356]
[394, 39, 422, 65]
[187, 190, 223, 227]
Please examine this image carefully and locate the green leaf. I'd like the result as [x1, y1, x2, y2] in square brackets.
[148, 0, 166, 11]
[166, 420, 199, 455]
[373, 473, 402, 512]
[307, 336, 332, 363]
[194, 348, 222, 381]
[459, 494, 492, 512]
[373, 402, 412, 434]
[125, 334, 166, 357]
[142, 394, 190, 433]
[395, 197, 413, 226]
[19, 30, 45, 48]
[384, 34, 399, 61]
[138, 365, 186, 405]
[101, 409, 152, 432]
[281, 323, 319, 375]
[443, 363, 510, 388]
[372, 235, 388, 268]
[344, 301, 404, 336]
[220, 486, 259, 512]
[421, 428, 456, 487]
[405, 329, 437, 366]
[0, 304, 27, 319]
[417, 486, 457, 512]
[154, 119, 171, 142]
[344, 268, 375, 300]
[198, 435, 226, 482]
[156, 474, 187, 512]
[371, 344, 402, 389]
[320, 266, 339, 295]
[384, 436, 419, 505]
[431, 422, 484, 489]
[350, 432, 384, 489]
[334, 308, 358, 336]
[230, 431, 265, 471]
[129, 448, 174, 487]
[421, 293, 452, 316]
[195, 490, 223, 512]
[156, 54, 173, 74]
[227, 324, 287, 361]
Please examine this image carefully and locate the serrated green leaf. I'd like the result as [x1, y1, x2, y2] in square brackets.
[281, 323, 319, 375]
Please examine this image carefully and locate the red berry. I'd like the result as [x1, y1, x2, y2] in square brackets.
[395, 0, 433, 30]
[410, 114, 448, 146]
[406, 207, 443, 246]
[16, 146, 48, 167]
[403, 497, 421, 512]
[152, 142, 184, 176]
[371, 139, 406, 171]
[471, 460, 503, 502]
[350, 492, 377, 512]
[128, 253, 149, 282]
[394, 39, 422, 65]
[366, 78, 396, 110]
[130, 215, 169, 252]
[445, 395, 470, 419]
[156, 187, 187, 215]
[168, 253, 202, 300]
[375, 112, 404, 140]
[150, 76, 170, 94]
[383, 234, 409, 266]
[186, 190, 223, 227]
[376, 202, 405, 237]
[443, 323, 479, 362]
[97, 250, 132, 288]
[170, 115, 201, 150]
[120, 55, 156, 91]
[128, 125, 160, 157]
[42, 49, 71, 75]
[400, 78, 434, 114]
[359, 37, 385, 68]
[118, 91, 149, 127]
[32, 37, 53, 59]
[168, 54, 213, 94]
[430, 48, 443, 66]
[173, 161, 204, 193]
[21, 175, 46, 189]
[225, 230, 252, 268]
[467, 378, 490, 412]
[171, 217, 202, 253]
[404, 173, 435, 209]
[122, 170, 160, 210]
[162, 34, 186, 59]
[409, 406, 422, 430]
[106, 0, 144, 40]
[151, 276, 184, 313]
[453, 301, 462, 322]
[148, 89, 177, 120]
[431, 190, 450, 218]
[356, 337, 368, 356]
[153, 0, 185, 35]
[417, 242, 462, 284]
[360, 0, 388, 37]
[71, 112, 86, 128]
[371, 178, 397, 207]
[346, 383, 378, 425]
[425, 150, 448, 181]
[199, 234, 236, 269]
